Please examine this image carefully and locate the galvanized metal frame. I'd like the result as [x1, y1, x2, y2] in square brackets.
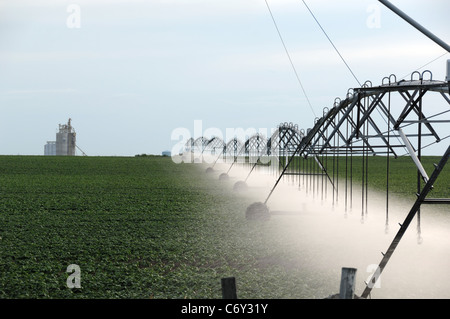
[260, 73, 449, 297]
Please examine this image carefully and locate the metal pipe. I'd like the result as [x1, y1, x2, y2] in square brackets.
[397, 128, 429, 183]
[378, 0, 450, 53]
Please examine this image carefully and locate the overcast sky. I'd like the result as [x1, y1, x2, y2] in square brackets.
[0, 0, 448, 156]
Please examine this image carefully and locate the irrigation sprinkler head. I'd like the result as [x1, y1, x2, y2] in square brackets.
[233, 180, 248, 192]
[417, 235, 423, 245]
[219, 173, 229, 181]
[245, 202, 270, 221]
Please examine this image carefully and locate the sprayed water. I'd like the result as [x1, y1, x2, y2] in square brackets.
[205, 158, 450, 299]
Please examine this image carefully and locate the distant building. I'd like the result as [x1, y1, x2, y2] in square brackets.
[45, 118, 77, 156]
[44, 141, 56, 156]
[56, 119, 76, 156]
[162, 151, 171, 157]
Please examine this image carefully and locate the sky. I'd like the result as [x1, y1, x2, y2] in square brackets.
[0, 0, 448, 156]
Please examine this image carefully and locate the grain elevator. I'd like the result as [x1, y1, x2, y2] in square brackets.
[44, 118, 76, 156]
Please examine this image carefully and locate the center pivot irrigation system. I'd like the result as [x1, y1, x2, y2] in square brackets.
[181, 1, 449, 298]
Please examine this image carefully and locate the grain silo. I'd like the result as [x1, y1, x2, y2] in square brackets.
[56, 118, 76, 156]
[44, 141, 56, 155]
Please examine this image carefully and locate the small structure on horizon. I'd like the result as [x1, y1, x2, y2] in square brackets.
[162, 150, 171, 157]
[44, 118, 77, 156]
[44, 141, 56, 156]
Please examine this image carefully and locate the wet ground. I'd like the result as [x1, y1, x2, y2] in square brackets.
[209, 161, 450, 299]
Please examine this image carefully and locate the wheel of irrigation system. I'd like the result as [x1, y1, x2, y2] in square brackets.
[219, 173, 229, 181]
[205, 167, 214, 174]
[245, 202, 270, 221]
[233, 180, 248, 192]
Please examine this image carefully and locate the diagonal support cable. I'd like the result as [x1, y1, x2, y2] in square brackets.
[264, 0, 316, 117]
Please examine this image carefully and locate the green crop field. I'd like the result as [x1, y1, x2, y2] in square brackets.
[280, 155, 449, 200]
[0, 155, 333, 299]
[0, 155, 448, 299]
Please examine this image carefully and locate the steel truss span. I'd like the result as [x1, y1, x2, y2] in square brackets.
[183, 71, 449, 298]
[269, 73, 448, 298]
